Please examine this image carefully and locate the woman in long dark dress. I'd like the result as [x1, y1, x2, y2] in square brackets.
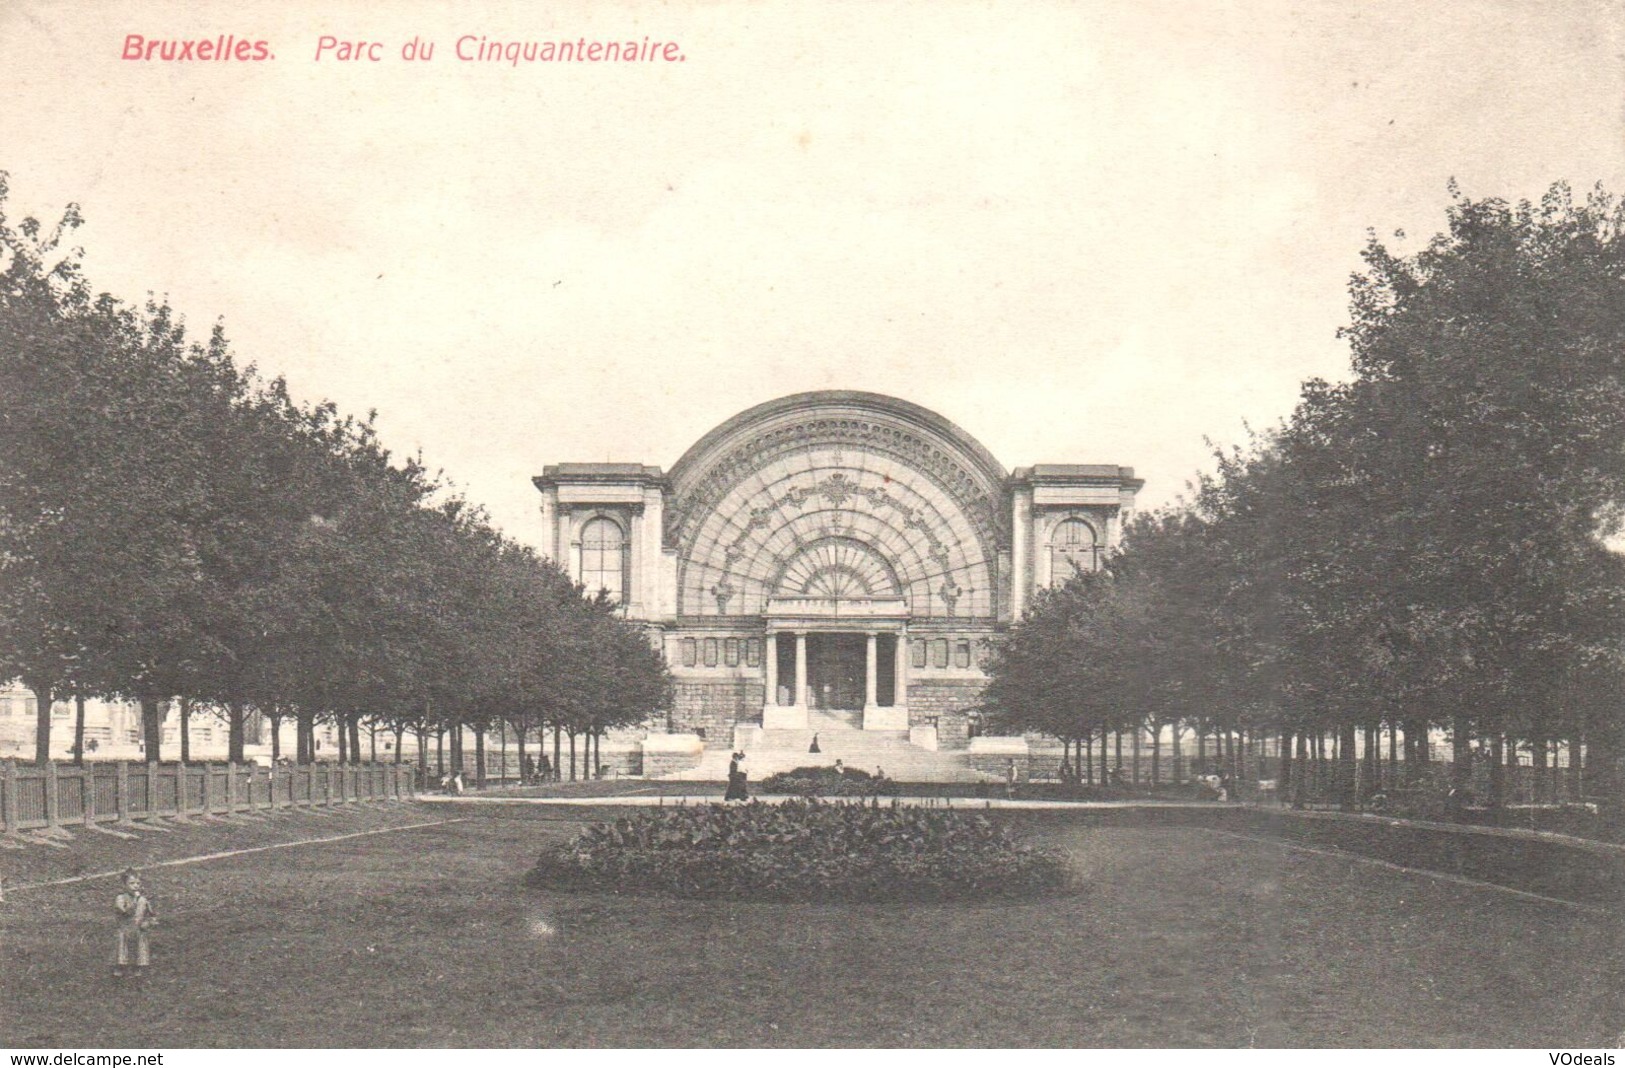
[809, 733, 821, 754]
[725, 751, 748, 801]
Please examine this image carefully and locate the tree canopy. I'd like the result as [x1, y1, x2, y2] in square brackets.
[0, 176, 670, 766]
[985, 182, 1625, 810]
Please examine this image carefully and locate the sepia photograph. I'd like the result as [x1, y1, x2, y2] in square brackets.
[1, 0, 1623, 1053]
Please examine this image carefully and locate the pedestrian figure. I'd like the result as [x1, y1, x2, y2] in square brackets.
[1006, 759, 1018, 799]
[725, 751, 749, 801]
[1058, 757, 1073, 784]
[834, 758, 846, 776]
[113, 869, 157, 978]
[450, 770, 465, 795]
[523, 754, 536, 783]
[809, 733, 821, 754]
[539, 753, 552, 783]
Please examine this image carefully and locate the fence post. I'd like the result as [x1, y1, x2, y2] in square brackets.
[2, 760, 17, 835]
[116, 761, 132, 824]
[225, 762, 238, 814]
[82, 764, 97, 824]
[201, 761, 214, 817]
[44, 759, 61, 830]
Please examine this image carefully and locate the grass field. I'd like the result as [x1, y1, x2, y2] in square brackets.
[2, 803, 1620, 1048]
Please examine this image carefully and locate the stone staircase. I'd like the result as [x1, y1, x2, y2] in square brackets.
[662, 711, 994, 784]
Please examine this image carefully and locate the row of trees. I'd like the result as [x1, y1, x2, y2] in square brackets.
[0, 177, 670, 768]
[986, 183, 1625, 811]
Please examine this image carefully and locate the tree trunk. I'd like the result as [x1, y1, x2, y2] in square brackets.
[268, 710, 283, 762]
[568, 729, 577, 781]
[179, 697, 192, 764]
[1083, 732, 1093, 785]
[1279, 730, 1293, 799]
[553, 723, 561, 782]
[1450, 713, 1472, 812]
[475, 726, 486, 787]
[296, 710, 315, 764]
[73, 692, 86, 766]
[141, 696, 163, 764]
[29, 681, 55, 766]
[1387, 719, 1398, 790]
[1488, 732, 1506, 811]
[515, 720, 527, 782]
[1131, 723, 1142, 786]
[349, 717, 361, 765]
[1149, 722, 1162, 786]
[394, 725, 405, 765]
[1338, 720, 1359, 811]
[1406, 716, 1430, 770]
[1362, 723, 1377, 798]
[226, 701, 246, 764]
[1291, 731, 1308, 808]
[336, 716, 348, 763]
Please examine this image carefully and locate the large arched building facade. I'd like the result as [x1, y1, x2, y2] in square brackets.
[534, 391, 1141, 753]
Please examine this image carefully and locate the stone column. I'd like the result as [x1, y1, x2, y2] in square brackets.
[764, 631, 779, 706]
[864, 633, 878, 709]
[795, 632, 808, 708]
[1012, 487, 1032, 619]
[628, 509, 644, 614]
[895, 632, 909, 712]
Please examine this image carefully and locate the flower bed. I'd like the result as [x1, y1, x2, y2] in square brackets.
[526, 799, 1070, 902]
[758, 764, 899, 797]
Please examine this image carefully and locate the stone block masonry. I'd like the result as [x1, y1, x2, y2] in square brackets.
[907, 679, 986, 749]
[670, 679, 765, 743]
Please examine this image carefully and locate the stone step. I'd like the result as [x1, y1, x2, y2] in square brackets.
[663, 730, 995, 784]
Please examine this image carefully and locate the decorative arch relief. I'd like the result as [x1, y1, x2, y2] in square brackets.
[675, 443, 995, 619]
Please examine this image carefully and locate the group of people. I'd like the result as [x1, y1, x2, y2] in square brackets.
[520, 754, 555, 784]
[1054, 760, 1128, 786]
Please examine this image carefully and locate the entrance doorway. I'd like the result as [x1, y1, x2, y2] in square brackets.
[808, 634, 865, 710]
[769, 632, 900, 713]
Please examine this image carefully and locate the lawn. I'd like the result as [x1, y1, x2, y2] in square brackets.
[1, 804, 1619, 1048]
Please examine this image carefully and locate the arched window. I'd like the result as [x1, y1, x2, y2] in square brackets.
[1050, 518, 1098, 581]
[580, 517, 626, 603]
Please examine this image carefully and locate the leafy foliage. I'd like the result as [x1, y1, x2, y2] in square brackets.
[0, 175, 671, 765]
[984, 182, 1625, 811]
[758, 765, 898, 797]
[527, 800, 1070, 902]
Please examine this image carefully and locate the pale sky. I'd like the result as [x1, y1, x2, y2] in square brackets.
[4, 0, 1623, 547]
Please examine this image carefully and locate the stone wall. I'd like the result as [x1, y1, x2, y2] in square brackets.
[907, 679, 985, 750]
[670, 679, 764, 743]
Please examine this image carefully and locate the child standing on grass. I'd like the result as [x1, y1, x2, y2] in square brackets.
[113, 868, 157, 979]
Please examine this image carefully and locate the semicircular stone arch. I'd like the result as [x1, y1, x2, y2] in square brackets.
[669, 393, 1007, 621]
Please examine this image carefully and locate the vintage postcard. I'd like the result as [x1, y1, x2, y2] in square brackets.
[0, 0, 1620, 1056]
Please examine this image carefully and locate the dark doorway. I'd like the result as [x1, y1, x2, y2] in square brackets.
[808, 633, 866, 710]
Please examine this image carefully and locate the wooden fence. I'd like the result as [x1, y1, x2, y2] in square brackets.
[0, 760, 416, 835]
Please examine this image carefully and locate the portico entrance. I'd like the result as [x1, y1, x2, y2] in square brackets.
[808, 633, 865, 712]
[762, 614, 910, 731]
